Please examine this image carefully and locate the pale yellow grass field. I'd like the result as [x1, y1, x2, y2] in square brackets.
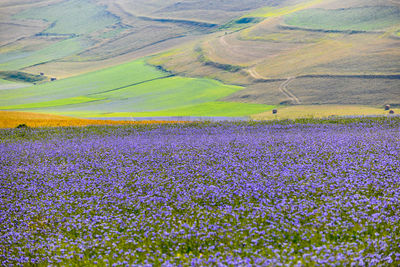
[252, 105, 400, 120]
[253, 33, 400, 78]
[0, 111, 178, 128]
[203, 32, 300, 67]
[148, 40, 252, 85]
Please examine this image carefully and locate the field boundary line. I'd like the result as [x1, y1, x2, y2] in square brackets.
[87, 75, 174, 95]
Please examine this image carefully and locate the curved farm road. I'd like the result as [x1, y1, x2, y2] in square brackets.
[247, 67, 266, 80]
[220, 35, 229, 47]
[280, 77, 301, 104]
[247, 67, 301, 104]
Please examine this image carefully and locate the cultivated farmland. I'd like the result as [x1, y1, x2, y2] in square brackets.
[284, 6, 400, 32]
[147, 0, 400, 110]
[0, 59, 275, 118]
[0, 0, 277, 78]
[1, 0, 399, 117]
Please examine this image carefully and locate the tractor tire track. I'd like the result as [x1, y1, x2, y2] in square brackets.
[247, 67, 265, 80]
[279, 77, 301, 104]
[247, 68, 301, 104]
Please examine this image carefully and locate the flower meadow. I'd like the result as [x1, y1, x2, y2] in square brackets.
[1, 119, 400, 266]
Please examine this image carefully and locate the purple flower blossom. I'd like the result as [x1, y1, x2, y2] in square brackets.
[1, 121, 399, 265]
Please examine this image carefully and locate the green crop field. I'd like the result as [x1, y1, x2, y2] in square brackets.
[89, 76, 243, 112]
[0, 59, 273, 117]
[14, 0, 119, 35]
[284, 6, 400, 32]
[0, 38, 87, 71]
[0, 78, 15, 85]
[74, 101, 275, 118]
[0, 78, 32, 90]
[0, 96, 106, 110]
[0, 59, 167, 103]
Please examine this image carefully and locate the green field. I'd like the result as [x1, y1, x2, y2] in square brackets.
[0, 78, 32, 90]
[0, 78, 15, 85]
[0, 96, 106, 110]
[89, 77, 243, 112]
[136, 101, 275, 117]
[0, 59, 273, 117]
[284, 6, 400, 32]
[0, 60, 167, 102]
[14, 0, 119, 35]
[69, 101, 276, 118]
[0, 38, 88, 71]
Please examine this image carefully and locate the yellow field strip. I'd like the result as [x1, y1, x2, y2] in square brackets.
[252, 105, 400, 120]
[0, 111, 181, 128]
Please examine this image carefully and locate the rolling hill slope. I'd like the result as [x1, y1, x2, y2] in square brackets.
[149, 0, 400, 107]
[0, 0, 399, 119]
[284, 6, 400, 32]
[0, 59, 274, 117]
[1, 0, 280, 78]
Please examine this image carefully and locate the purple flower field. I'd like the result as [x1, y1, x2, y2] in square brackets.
[1, 120, 400, 266]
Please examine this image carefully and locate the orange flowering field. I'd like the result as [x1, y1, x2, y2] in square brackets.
[0, 111, 180, 128]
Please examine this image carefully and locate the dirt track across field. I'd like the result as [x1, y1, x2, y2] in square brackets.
[247, 67, 301, 104]
[279, 77, 301, 104]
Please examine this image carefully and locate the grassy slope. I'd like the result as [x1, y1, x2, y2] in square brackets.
[0, 78, 31, 90]
[0, 60, 167, 103]
[146, 0, 327, 82]
[287, 77, 400, 106]
[0, 0, 119, 71]
[284, 6, 400, 32]
[89, 77, 242, 112]
[70, 102, 275, 118]
[14, 0, 119, 35]
[0, 78, 15, 85]
[128, 0, 400, 111]
[0, 38, 86, 71]
[0, 59, 273, 117]
[147, 41, 252, 86]
[4, 0, 275, 77]
[0, 96, 106, 110]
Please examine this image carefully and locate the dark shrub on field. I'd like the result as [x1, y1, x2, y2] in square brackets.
[16, 124, 29, 129]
